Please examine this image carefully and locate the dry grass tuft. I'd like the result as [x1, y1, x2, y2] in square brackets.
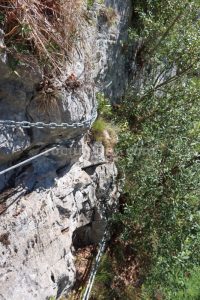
[0, 0, 84, 71]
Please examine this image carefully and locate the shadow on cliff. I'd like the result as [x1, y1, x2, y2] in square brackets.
[99, 0, 134, 103]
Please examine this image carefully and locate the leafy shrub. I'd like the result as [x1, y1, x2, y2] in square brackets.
[114, 0, 200, 297]
[91, 93, 117, 155]
[173, 268, 200, 300]
[96, 93, 113, 120]
[92, 118, 106, 137]
[87, 0, 95, 9]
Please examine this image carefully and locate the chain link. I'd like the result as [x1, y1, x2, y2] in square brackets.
[0, 111, 97, 130]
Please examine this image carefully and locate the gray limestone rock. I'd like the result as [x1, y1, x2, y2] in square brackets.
[0, 0, 132, 298]
[0, 141, 119, 300]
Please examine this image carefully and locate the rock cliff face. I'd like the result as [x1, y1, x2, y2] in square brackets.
[0, 1, 132, 299]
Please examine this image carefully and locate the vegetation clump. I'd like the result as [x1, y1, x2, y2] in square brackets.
[91, 93, 118, 159]
[91, 0, 200, 299]
[0, 0, 83, 70]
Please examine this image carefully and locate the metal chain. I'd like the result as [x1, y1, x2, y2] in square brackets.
[0, 111, 97, 130]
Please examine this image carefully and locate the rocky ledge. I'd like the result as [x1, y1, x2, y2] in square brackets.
[0, 0, 132, 299]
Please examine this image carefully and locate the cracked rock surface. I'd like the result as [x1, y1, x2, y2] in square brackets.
[0, 0, 132, 299]
[0, 141, 119, 300]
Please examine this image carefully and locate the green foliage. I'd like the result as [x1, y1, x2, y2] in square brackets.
[87, 0, 105, 10]
[96, 93, 113, 119]
[47, 296, 56, 300]
[20, 23, 32, 38]
[91, 1, 200, 298]
[91, 117, 117, 151]
[141, 268, 200, 300]
[91, 254, 115, 299]
[130, 0, 200, 75]
[96, 254, 113, 285]
[87, 0, 95, 9]
[0, 13, 5, 25]
[92, 118, 107, 140]
[91, 242, 144, 300]
[87, 2, 200, 299]
[114, 0, 200, 297]
[117, 73, 200, 296]
[92, 93, 117, 150]
[173, 268, 200, 300]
